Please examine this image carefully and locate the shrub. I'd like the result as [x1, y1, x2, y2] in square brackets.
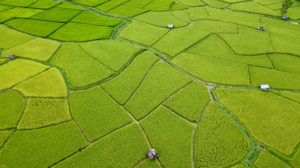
[281, 0, 293, 15]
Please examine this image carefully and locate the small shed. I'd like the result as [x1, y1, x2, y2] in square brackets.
[168, 24, 174, 29]
[258, 26, 264, 31]
[7, 54, 16, 60]
[260, 84, 270, 91]
[282, 15, 289, 20]
[146, 148, 158, 160]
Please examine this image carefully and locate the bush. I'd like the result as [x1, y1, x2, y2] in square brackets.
[281, 0, 293, 15]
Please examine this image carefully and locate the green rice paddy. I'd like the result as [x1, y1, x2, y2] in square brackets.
[0, 0, 300, 167]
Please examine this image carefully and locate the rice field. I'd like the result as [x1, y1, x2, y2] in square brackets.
[0, 0, 300, 167]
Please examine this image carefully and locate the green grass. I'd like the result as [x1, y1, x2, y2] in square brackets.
[176, 0, 205, 6]
[80, 40, 141, 71]
[18, 98, 71, 129]
[253, 0, 282, 5]
[109, 5, 148, 17]
[192, 20, 238, 33]
[163, 82, 210, 122]
[140, 106, 194, 168]
[219, 26, 273, 55]
[102, 51, 159, 104]
[72, 0, 108, 7]
[0, 130, 13, 147]
[71, 11, 122, 26]
[216, 88, 300, 155]
[0, 25, 34, 49]
[136, 160, 161, 168]
[0, 59, 48, 90]
[292, 148, 300, 167]
[96, 0, 129, 11]
[206, 8, 261, 28]
[2, 38, 60, 61]
[260, 17, 300, 38]
[31, 7, 80, 22]
[56, 3, 86, 10]
[185, 7, 209, 20]
[272, 91, 300, 103]
[254, 151, 290, 168]
[287, 6, 300, 19]
[5, 19, 63, 37]
[53, 124, 149, 168]
[0, 5, 12, 12]
[223, 0, 245, 2]
[69, 87, 132, 141]
[269, 54, 300, 74]
[195, 102, 249, 167]
[0, 7, 42, 22]
[171, 2, 189, 10]
[153, 22, 210, 56]
[49, 22, 114, 41]
[124, 0, 153, 8]
[0, 0, 37, 7]
[144, 0, 173, 11]
[231, 164, 247, 168]
[172, 10, 190, 22]
[265, 2, 283, 10]
[249, 66, 300, 90]
[203, 0, 230, 8]
[120, 20, 169, 46]
[1, 1, 300, 167]
[50, 43, 114, 88]
[271, 33, 300, 56]
[0, 122, 88, 168]
[30, 0, 61, 9]
[0, 59, 8, 65]
[14, 68, 67, 97]
[0, 91, 25, 129]
[125, 62, 191, 119]
[187, 34, 273, 68]
[173, 52, 249, 85]
[228, 1, 279, 16]
[134, 11, 190, 27]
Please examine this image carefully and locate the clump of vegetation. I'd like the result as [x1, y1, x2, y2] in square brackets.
[281, 0, 293, 15]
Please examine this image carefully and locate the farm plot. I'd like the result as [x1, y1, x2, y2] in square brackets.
[0, 0, 300, 167]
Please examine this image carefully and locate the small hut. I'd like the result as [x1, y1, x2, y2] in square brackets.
[258, 26, 264, 31]
[7, 54, 16, 60]
[146, 149, 158, 160]
[168, 24, 174, 29]
[260, 84, 270, 91]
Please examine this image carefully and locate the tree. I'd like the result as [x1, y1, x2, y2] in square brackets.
[281, 0, 293, 15]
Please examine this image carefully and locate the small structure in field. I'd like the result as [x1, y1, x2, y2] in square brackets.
[7, 54, 16, 60]
[260, 84, 270, 91]
[282, 15, 289, 20]
[146, 148, 158, 160]
[168, 24, 174, 29]
[258, 26, 264, 31]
